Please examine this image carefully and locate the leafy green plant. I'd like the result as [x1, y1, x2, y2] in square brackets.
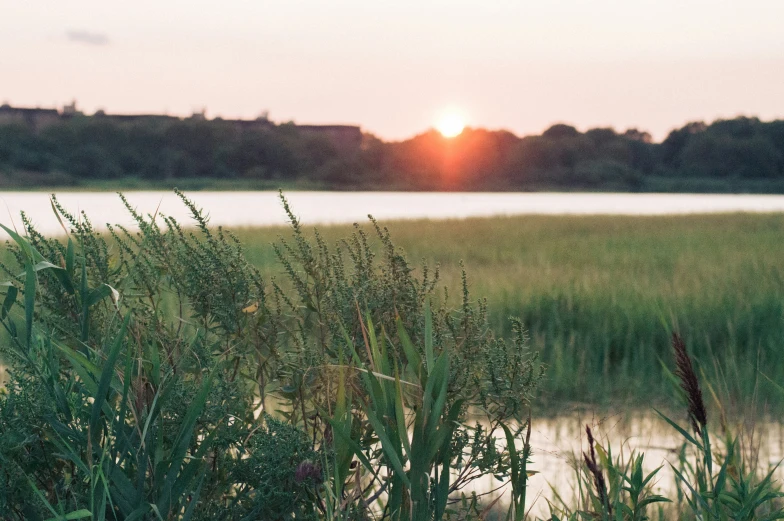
[267, 193, 544, 519]
[0, 191, 544, 520]
[656, 334, 784, 521]
[545, 425, 669, 521]
[324, 306, 463, 521]
[0, 193, 315, 520]
[9, 190, 783, 521]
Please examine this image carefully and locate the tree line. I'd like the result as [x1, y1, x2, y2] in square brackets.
[1, 114, 783, 191]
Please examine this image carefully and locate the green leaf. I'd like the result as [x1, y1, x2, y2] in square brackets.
[501, 422, 520, 485]
[80, 260, 89, 342]
[423, 350, 449, 435]
[24, 260, 35, 348]
[653, 408, 702, 449]
[638, 496, 671, 508]
[394, 371, 412, 457]
[32, 260, 75, 294]
[43, 510, 93, 521]
[396, 316, 422, 373]
[25, 473, 64, 520]
[1, 285, 17, 319]
[159, 371, 215, 510]
[65, 237, 75, 276]
[325, 415, 380, 482]
[364, 406, 411, 487]
[180, 470, 207, 521]
[86, 283, 120, 308]
[89, 314, 130, 446]
[424, 299, 434, 375]
[0, 223, 43, 263]
[670, 464, 711, 512]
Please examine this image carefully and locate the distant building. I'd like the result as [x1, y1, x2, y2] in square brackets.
[221, 117, 275, 133]
[189, 108, 207, 121]
[296, 124, 363, 152]
[61, 100, 82, 116]
[95, 112, 177, 124]
[0, 102, 363, 152]
[0, 104, 60, 131]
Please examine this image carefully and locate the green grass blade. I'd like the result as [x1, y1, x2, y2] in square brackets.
[80, 260, 89, 342]
[89, 314, 130, 446]
[65, 237, 75, 275]
[394, 370, 412, 457]
[396, 316, 422, 373]
[653, 408, 702, 449]
[24, 260, 35, 348]
[0, 222, 43, 263]
[501, 422, 520, 490]
[43, 510, 93, 521]
[159, 371, 215, 510]
[325, 415, 380, 482]
[424, 299, 434, 375]
[1, 285, 18, 319]
[364, 406, 411, 487]
[428, 352, 450, 434]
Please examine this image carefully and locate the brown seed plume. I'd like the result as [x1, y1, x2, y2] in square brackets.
[583, 425, 612, 517]
[672, 333, 707, 435]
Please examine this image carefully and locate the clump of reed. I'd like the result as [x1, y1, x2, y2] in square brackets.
[546, 333, 784, 521]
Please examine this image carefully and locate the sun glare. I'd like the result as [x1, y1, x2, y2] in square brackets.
[436, 111, 465, 138]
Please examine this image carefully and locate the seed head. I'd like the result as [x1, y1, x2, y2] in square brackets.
[583, 425, 612, 517]
[672, 333, 707, 435]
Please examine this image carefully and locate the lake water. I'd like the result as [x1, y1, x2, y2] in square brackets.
[469, 411, 784, 517]
[1, 191, 784, 236]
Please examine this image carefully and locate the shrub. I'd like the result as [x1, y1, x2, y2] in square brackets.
[0, 191, 543, 520]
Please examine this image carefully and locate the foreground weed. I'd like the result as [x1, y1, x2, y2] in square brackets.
[656, 334, 784, 521]
[0, 194, 314, 520]
[0, 191, 544, 520]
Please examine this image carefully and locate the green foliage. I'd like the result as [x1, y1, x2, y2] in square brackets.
[0, 193, 309, 519]
[4, 191, 784, 520]
[0, 191, 543, 519]
[545, 337, 784, 521]
[235, 212, 784, 411]
[270, 194, 544, 520]
[202, 415, 321, 520]
[3, 114, 784, 191]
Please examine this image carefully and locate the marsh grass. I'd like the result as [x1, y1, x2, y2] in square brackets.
[231, 213, 784, 410]
[2, 193, 784, 519]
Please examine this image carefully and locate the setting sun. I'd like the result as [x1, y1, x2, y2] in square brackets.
[436, 111, 466, 138]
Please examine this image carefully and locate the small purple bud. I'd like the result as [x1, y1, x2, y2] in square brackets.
[295, 460, 322, 484]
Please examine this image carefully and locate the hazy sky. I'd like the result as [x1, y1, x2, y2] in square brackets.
[2, 0, 783, 140]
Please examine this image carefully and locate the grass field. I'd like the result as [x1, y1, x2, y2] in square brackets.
[2, 211, 782, 410]
[232, 212, 784, 410]
[4, 208, 783, 519]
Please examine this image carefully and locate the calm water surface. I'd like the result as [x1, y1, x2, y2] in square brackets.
[2, 191, 784, 236]
[473, 412, 784, 517]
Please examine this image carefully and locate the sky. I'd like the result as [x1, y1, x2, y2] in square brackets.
[2, 0, 784, 141]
